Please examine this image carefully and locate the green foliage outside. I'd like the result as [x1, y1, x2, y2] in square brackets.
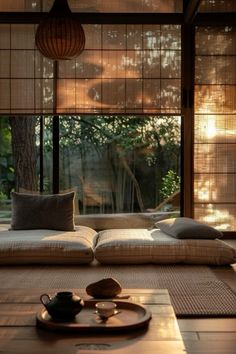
[1, 115, 181, 214]
[160, 170, 180, 200]
[0, 118, 14, 199]
[56, 115, 181, 211]
[0, 191, 7, 201]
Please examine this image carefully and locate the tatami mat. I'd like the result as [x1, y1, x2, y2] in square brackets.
[1, 264, 236, 317]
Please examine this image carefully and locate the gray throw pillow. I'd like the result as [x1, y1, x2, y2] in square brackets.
[155, 217, 223, 239]
[11, 192, 75, 231]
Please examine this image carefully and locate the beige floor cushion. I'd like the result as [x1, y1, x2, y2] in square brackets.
[94, 228, 236, 265]
[155, 217, 223, 239]
[0, 224, 97, 264]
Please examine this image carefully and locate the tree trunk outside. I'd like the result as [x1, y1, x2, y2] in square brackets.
[9, 117, 38, 192]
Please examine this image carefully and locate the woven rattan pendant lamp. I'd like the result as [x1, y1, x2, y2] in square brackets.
[35, 0, 85, 60]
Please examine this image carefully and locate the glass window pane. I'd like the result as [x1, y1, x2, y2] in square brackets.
[0, 116, 55, 222]
[0, 117, 13, 221]
[59, 115, 181, 216]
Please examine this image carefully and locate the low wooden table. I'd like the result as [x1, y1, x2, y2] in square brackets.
[0, 288, 185, 353]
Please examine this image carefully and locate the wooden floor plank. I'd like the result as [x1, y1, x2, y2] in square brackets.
[198, 332, 236, 341]
[178, 318, 236, 332]
[183, 340, 236, 354]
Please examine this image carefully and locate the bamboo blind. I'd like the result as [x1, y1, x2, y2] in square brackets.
[199, 0, 236, 12]
[0, 24, 181, 114]
[194, 26, 236, 231]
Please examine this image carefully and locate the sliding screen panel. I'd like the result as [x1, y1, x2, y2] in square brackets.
[0, 24, 181, 115]
[57, 24, 181, 115]
[194, 26, 236, 231]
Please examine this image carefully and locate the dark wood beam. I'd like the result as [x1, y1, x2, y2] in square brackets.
[0, 12, 183, 24]
[1, 10, 234, 26]
[52, 116, 60, 195]
[184, 0, 201, 23]
[181, 23, 195, 218]
[52, 61, 59, 195]
[39, 116, 44, 194]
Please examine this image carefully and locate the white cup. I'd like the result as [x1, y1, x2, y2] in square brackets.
[95, 301, 117, 318]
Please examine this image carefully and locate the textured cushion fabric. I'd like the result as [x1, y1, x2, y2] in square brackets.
[0, 224, 97, 264]
[11, 192, 75, 231]
[155, 217, 223, 239]
[94, 228, 236, 265]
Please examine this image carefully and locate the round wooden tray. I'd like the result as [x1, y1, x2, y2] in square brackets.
[36, 300, 152, 332]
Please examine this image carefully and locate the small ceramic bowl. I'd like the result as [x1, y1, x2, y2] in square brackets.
[95, 301, 117, 318]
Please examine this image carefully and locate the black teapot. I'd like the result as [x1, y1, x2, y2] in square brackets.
[40, 291, 84, 321]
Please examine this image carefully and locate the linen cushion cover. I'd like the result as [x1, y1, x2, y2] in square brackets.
[0, 224, 97, 264]
[94, 228, 236, 265]
[11, 191, 75, 231]
[155, 217, 223, 239]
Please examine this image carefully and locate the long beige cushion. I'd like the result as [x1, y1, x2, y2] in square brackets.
[0, 224, 97, 264]
[94, 228, 236, 265]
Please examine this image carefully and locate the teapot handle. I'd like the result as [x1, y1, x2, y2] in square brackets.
[40, 293, 51, 306]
